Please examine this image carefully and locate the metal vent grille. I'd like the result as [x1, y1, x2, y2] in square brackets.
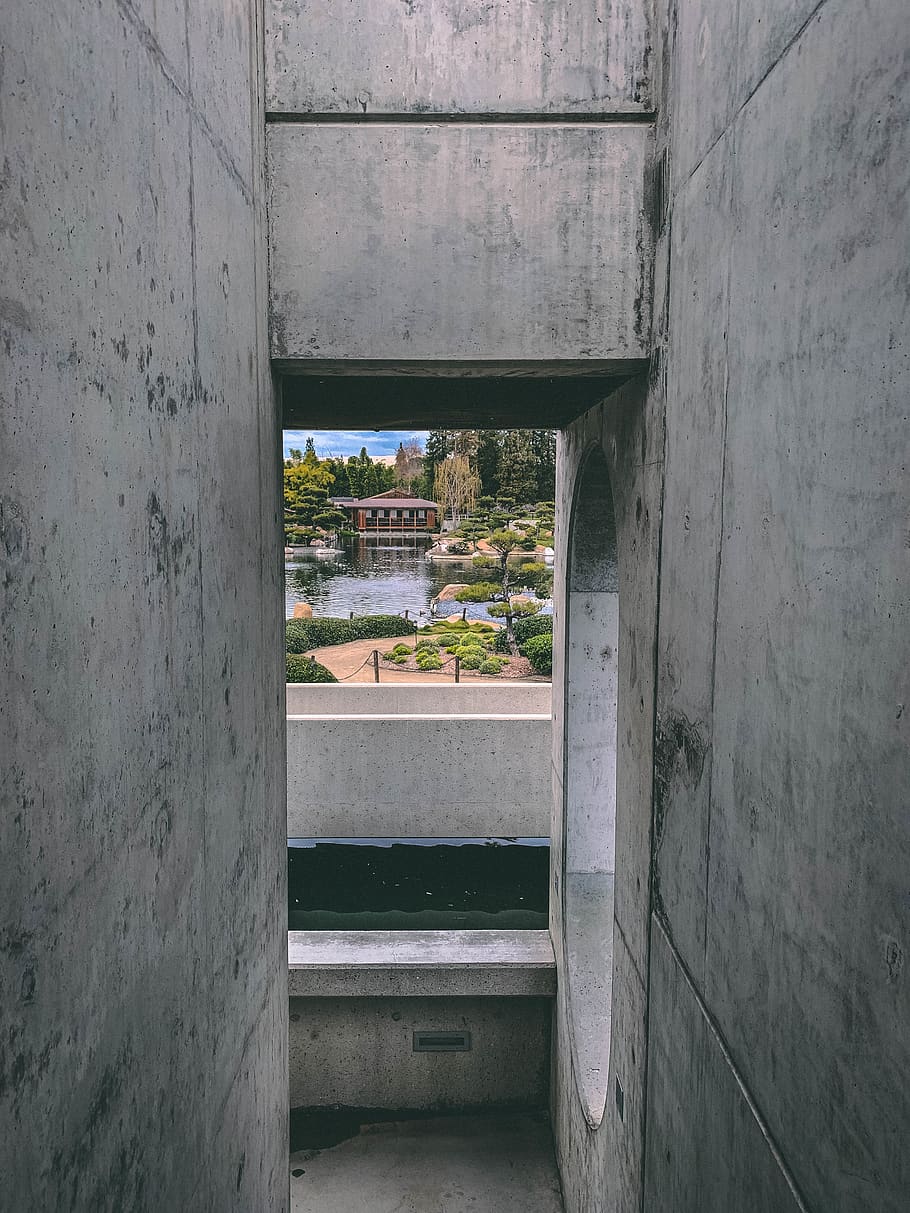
[413, 1030, 472, 1053]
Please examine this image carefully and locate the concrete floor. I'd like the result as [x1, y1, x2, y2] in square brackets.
[289, 1112, 565, 1212]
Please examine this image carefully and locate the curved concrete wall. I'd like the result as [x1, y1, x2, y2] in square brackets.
[550, 378, 663, 1213]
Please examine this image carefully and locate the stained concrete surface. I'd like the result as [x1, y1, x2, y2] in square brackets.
[267, 122, 651, 363]
[550, 377, 663, 1213]
[266, 0, 651, 114]
[0, 1, 286, 1209]
[287, 713, 551, 837]
[288, 929, 555, 997]
[289, 1113, 564, 1212]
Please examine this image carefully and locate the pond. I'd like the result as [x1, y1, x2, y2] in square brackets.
[287, 837, 549, 931]
[285, 534, 549, 623]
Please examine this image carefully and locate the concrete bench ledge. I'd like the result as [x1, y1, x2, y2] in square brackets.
[288, 929, 556, 998]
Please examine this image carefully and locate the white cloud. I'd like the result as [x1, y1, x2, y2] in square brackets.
[283, 430, 427, 459]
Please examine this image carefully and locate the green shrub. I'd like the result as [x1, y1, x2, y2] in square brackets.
[455, 644, 486, 661]
[493, 629, 510, 653]
[416, 652, 443, 671]
[459, 652, 484, 670]
[286, 614, 415, 654]
[393, 653, 410, 665]
[513, 614, 553, 646]
[521, 633, 552, 675]
[416, 637, 440, 651]
[479, 658, 504, 675]
[383, 643, 413, 661]
[286, 654, 338, 683]
[454, 582, 500, 603]
[446, 540, 472, 555]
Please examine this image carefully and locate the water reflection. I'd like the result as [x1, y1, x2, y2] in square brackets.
[284, 534, 505, 621]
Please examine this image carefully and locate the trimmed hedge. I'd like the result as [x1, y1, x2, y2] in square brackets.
[493, 615, 552, 653]
[286, 614, 415, 654]
[459, 652, 484, 670]
[479, 657, 504, 675]
[514, 613, 553, 645]
[520, 633, 552, 676]
[286, 654, 338, 683]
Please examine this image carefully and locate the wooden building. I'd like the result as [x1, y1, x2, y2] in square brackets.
[332, 488, 439, 533]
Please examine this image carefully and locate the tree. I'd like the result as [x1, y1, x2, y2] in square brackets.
[529, 430, 556, 501]
[484, 529, 543, 648]
[283, 459, 335, 542]
[394, 441, 424, 491]
[496, 430, 538, 506]
[476, 431, 502, 498]
[421, 429, 452, 499]
[434, 455, 479, 525]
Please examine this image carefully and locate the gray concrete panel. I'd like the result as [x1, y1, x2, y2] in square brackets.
[287, 714, 551, 837]
[734, 0, 821, 103]
[268, 122, 651, 363]
[266, 0, 652, 114]
[286, 681, 552, 715]
[0, 2, 286, 1209]
[288, 929, 556, 997]
[289, 996, 551, 1109]
[643, 922, 804, 1213]
[550, 377, 662, 1212]
[289, 1113, 565, 1213]
[652, 130, 733, 983]
[669, 0, 740, 188]
[705, 3, 910, 1208]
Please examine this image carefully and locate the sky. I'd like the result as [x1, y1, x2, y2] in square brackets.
[282, 429, 428, 460]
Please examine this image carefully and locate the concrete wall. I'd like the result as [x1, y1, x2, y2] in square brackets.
[266, 0, 652, 115]
[287, 713, 551, 837]
[286, 681, 552, 716]
[552, 2, 910, 1211]
[268, 122, 651, 364]
[644, 2, 910, 1209]
[289, 996, 550, 1110]
[265, 0, 652, 371]
[550, 377, 664, 1213]
[0, 4, 286, 1211]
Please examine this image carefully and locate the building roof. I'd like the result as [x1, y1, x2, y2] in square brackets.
[350, 495, 438, 509]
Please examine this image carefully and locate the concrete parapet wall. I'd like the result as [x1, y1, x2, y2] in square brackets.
[287, 713, 551, 837]
[286, 681, 552, 717]
[289, 996, 551, 1110]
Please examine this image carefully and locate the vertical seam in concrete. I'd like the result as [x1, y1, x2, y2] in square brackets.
[183, 0, 208, 1142]
[702, 0, 741, 982]
[640, 259, 670, 1213]
[653, 915, 813, 1212]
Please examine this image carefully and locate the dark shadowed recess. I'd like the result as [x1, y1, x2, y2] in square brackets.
[278, 364, 646, 429]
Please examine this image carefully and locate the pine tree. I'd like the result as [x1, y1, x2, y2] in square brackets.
[497, 430, 537, 507]
[421, 429, 452, 500]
